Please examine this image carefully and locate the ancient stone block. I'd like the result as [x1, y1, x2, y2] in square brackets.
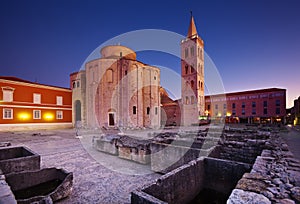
[227, 189, 271, 204]
[0, 146, 40, 174]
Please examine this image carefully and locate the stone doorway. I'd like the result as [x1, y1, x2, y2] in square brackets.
[108, 112, 115, 127]
[75, 100, 81, 122]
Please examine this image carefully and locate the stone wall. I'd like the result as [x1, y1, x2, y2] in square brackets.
[213, 131, 270, 164]
[0, 146, 40, 174]
[0, 171, 16, 204]
[131, 157, 251, 204]
[132, 157, 205, 204]
[228, 133, 300, 204]
[203, 158, 251, 195]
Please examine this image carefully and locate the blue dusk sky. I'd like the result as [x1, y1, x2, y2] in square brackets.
[0, 0, 299, 108]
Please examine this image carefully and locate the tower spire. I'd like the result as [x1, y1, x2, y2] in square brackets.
[187, 11, 198, 38]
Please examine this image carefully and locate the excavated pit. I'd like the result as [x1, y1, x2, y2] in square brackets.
[0, 146, 40, 174]
[5, 167, 73, 204]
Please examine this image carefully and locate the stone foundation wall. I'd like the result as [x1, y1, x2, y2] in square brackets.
[204, 158, 251, 195]
[131, 157, 251, 204]
[0, 171, 16, 204]
[228, 133, 300, 204]
[0, 146, 40, 174]
[215, 131, 270, 164]
[132, 157, 205, 204]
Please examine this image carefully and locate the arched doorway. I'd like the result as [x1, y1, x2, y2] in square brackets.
[108, 108, 116, 127]
[75, 100, 81, 122]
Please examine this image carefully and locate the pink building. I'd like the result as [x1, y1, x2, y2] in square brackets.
[205, 88, 286, 124]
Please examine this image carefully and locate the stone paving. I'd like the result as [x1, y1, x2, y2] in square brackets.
[1, 125, 299, 203]
[0, 129, 160, 204]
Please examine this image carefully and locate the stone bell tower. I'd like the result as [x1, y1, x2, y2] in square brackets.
[181, 13, 205, 126]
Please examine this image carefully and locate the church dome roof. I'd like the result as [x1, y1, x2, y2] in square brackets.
[100, 45, 136, 60]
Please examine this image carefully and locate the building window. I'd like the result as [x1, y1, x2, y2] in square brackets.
[232, 103, 236, 109]
[252, 102, 256, 108]
[56, 111, 63, 119]
[252, 109, 256, 115]
[3, 108, 13, 119]
[191, 66, 194, 73]
[191, 80, 194, 88]
[190, 46, 195, 56]
[133, 106, 137, 115]
[242, 109, 245, 115]
[146, 107, 150, 115]
[232, 109, 236, 116]
[76, 81, 80, 88]
[185, 65, 188, 75]
[56, 96, 63, 105]
[125, 70, 128, 75]
[215, 104, 218, 109]
[72, 81, 76, 88]
[33, 93, 41, 104]
[155, 107, 158, 115]
[107, 69, 113, 83]
[33, 110, 41, 119]
[263, 101, 267, 107]
[185, 48, 188, 58]
[264, 108, 268, 115]
[223, 104, 227, 109]
[207, 104, 211, 110]
[276, 108, 280, 115]
[154, 76, 156, 80]
[191, 96, 195, 104]
[242, 102, 245, 108]
[185, 96, 189, 105]
[2, 87, 14, 102]
[276, 100, 280, 106]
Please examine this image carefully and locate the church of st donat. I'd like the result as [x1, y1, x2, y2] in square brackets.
[70, 15, 204, 129]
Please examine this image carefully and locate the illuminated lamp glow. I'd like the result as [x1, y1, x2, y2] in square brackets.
[18, 113, 30, 120]
[44, 113, 54, 120]
[226, 112, 231, 117]
[217, 113, 222, 117]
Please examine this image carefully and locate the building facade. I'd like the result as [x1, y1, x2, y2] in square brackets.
[71, 45, 161, 129]
[180, 14, 205, 126]
[205, 88, 286, 124]
[0, 76, 72, 131]
[293, 96, 300, 125]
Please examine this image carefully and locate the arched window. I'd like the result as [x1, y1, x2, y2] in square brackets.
[185, 65, 188, 75]
[76, 81, 80, 88]
[191, 80, 194, 88]
[186, 81, 189, 89]
[201, 82, 203, 90]
[146, 107, 150, 115]
[107, 69, 113, 83]
[191, 96, 195, 104]
[185, 96, 189, 105]
[72, 81, 76, 88]
[133, 106, 137, 114]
